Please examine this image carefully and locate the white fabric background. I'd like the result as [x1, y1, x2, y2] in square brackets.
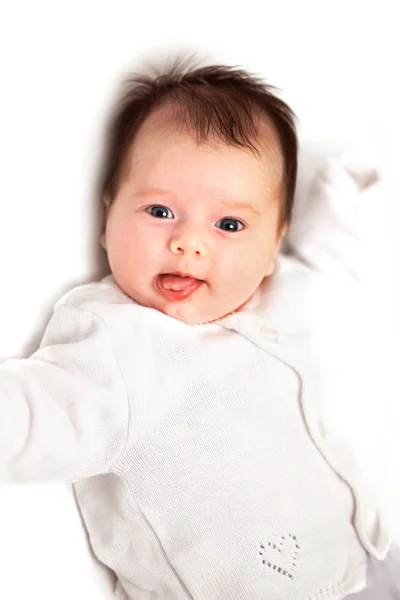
[0, 1, 399, 598]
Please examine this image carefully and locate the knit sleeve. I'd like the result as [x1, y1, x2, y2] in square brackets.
[0, 302, 129, 483]
[284, 158, 378, 281]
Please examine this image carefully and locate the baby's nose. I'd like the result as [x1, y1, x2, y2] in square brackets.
[169, 232, 208, 258]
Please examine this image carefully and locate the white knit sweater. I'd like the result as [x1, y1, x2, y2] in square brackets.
[1, 161, 399, 599]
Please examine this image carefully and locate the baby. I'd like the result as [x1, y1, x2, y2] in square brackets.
[0, 59, 399, 599]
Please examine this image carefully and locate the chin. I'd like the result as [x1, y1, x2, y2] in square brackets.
[160, 302, 215, 325]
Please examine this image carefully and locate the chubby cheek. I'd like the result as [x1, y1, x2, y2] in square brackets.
[221, 243, 273, 288]
[105, 226, 134, 278]
[106, 221, 164, 287]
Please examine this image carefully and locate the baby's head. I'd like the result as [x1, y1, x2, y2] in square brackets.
[99, 60, 297, 324]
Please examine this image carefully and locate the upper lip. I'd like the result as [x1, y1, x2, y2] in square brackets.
[161, 271, 204, 281]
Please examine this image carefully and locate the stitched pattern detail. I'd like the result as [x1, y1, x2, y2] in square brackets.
[259, 533, 299, 579]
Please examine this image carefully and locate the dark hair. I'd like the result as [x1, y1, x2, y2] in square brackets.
[98, 58, 298, 226]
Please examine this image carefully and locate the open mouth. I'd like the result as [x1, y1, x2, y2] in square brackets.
[155, 273, 205, 302]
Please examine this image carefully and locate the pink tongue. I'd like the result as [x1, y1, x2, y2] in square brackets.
[159, 274, 199, 291]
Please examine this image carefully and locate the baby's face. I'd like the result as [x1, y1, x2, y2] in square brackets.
[102, 112, 287, 324]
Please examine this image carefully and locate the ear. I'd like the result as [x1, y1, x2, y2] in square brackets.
[265, 260, 276, 277]
[278, 222, 289, 245]
[100, 194, 112, 250]
[265, 222, 289, 277]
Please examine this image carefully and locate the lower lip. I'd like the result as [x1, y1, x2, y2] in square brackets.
[155, 277, 204, 302]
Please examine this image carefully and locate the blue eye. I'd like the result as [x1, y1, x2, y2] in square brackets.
[215, 218, 245, 232]
[147, 205, 174, 219]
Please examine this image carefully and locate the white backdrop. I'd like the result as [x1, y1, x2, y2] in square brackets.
[0, 1, 399, 598]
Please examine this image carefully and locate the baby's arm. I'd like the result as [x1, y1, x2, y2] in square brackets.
[284, 158, 377, 280]
[0, 302, 129, 483]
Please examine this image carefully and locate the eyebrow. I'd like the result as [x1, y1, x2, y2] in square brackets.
[132, 189, 262, 216]
[217, 199, 262, 216]
[132, 188, 171, 199]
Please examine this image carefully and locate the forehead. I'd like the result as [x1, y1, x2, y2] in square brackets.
[123, 107, 285, 202]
